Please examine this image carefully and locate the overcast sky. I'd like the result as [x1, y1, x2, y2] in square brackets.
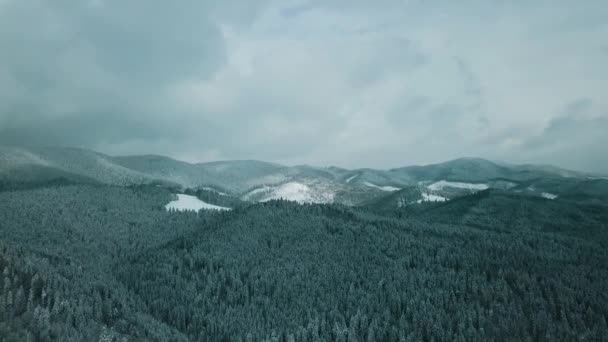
[1, 0, 607, 172]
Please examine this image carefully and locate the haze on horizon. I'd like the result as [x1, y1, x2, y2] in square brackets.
[0, 1, 607, 173]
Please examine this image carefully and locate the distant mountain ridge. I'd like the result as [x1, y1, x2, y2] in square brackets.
[1, 145, 606, 205]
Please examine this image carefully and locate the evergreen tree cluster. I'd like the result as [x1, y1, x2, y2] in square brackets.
[0, 184, 607, 341]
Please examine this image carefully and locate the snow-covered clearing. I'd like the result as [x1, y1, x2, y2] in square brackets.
[166, 194, 230, 212]
[417, 193, 448, 203]
[363, 181, 401, 192]
[427, 180, 489, 191]
[541, 192, 558, 200]
[259, 182, 334, 204]
[243, 182, 335, 204]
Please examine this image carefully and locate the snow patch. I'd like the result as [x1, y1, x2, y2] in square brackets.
[427, 180, 488, 191]
[541, 192, 558, 200]
[166, 194, 230, 212]
[243, 182, 335, 204]
[345, 174, 358, 183]
[241, 186, 272, 201]
[586, 176, 608, 180]
[363, 181, 401, 192]
[417, 193, 448, 203]
[260, 182, 334, 204]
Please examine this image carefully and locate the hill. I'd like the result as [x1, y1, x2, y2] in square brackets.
[0, 184, 606, 340]
[1, 145, 607, 205]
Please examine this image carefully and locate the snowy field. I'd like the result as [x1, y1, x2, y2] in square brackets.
[363, 181, 401, 192]
[166, 194, 231, 212]
[427, 180, 489, 191]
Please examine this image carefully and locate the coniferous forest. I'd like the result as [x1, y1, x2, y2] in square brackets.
[0, 183, 607, 341]
[2, 0, 608, 339]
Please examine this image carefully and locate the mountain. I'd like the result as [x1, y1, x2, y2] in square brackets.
[389, 157, 509, 182]
[1, 148, 607, 341]
[1, 145, 606, 205]
[0, 146, 154, 187]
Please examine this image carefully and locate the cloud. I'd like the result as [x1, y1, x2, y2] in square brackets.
[520, 108, 608, 173]
[0, 0, 607, 172]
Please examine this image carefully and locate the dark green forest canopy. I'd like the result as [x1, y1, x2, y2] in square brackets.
[0, 184, 607, 341]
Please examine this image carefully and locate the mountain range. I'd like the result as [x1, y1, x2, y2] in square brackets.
[1, 145, 607, 341]
[1, 145, 607, 206]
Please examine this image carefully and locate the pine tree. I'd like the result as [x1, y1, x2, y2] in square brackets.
[0, 295, 5, 321]
[31, 305, 46, 339]
[14, 286, 26, 316]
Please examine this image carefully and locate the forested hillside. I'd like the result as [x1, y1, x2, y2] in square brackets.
[0, 184, 607, 341]
[0, 185, 205, 341]
[4, 146, 608, 206]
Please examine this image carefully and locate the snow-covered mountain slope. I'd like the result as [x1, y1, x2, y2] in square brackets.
[111, 154, 207, 188]
[0, 146, 155, 186]
[0, 146, 52, 169]
[2, 145, 605, 205]
[427, 180, 489, 191]
[242, 181, 335, 204]
[418, 193, 448, 203]
[363, 181, 401, 192]
[364, 185, 453, 209]
[165, 194, 230, 211]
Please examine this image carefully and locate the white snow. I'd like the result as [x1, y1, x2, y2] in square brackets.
[397, 192, 448, 206]
[261, 182, 310, 203]
[363, 181, 401, 192]
[427, 180, 489, 191]
[345, 174, 359, 183]
[243, 182, 335, 204]
[241, 186, 272, 201]
[165, 194, 230, 212]
[417, 193, 448, 203]
[260, 182, 335, 204]
[541, 192, 558, 200]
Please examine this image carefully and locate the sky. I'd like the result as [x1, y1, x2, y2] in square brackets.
[1, 0, 607, 172]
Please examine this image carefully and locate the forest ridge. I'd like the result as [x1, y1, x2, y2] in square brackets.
[0, 146, 607, 341]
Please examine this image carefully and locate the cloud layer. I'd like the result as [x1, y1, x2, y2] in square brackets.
[1, 0, 607, 172]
